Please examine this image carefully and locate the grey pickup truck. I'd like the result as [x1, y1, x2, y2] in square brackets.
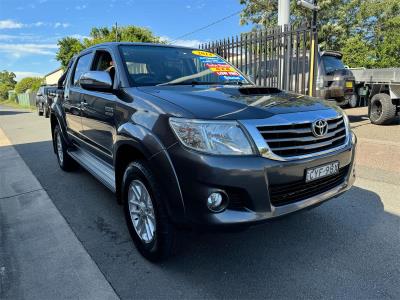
[51, 43, 357, 261]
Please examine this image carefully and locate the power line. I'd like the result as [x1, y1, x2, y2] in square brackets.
[168, 10, 242, 44]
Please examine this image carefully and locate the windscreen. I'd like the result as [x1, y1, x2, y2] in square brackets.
[322, 55, 345, 74]
[119, 45, 250, 87]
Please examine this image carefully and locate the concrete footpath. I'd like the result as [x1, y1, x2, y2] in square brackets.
[0, 127, 119, 299]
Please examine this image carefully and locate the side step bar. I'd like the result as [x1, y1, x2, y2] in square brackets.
[68, 147, 116, 192]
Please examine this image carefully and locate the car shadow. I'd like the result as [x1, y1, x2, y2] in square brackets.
[0, 110, 30, 116]
[7, 139, 400, 299]
[348, 114, 370, 123]
[160, 186, 399, 298]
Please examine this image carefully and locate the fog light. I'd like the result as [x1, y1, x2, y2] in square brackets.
[207, 192, 225, 212]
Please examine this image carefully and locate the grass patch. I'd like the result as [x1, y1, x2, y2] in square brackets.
[0, 99, 36, 111]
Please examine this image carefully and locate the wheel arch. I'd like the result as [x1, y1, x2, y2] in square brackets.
[114, 124, 185, 224]
[50, 106, 69, 153]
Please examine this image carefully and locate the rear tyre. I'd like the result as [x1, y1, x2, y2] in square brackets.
[122, 160, 176, 262]
[37, 104, 43, 116]
[53, 125, 76, 171]
[369, 93, 396, 125]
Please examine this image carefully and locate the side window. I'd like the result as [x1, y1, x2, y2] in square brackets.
[92, 50, 116, 84]
[72, 53, 92, 86]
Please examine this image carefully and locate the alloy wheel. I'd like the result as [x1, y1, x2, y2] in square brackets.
[56, 132, 64, 165]
[128, 180, 156, 244]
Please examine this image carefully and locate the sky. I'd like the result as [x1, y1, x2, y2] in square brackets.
[0, 0, 252, 80]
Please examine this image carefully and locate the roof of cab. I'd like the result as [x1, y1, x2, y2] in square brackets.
[84, 42, 199, 51]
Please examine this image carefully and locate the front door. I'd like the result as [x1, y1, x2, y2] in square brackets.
[80, 50, 117, 163]
[64, 52, 93, 136]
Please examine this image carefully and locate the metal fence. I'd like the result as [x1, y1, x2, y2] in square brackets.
[16, 93, 36, 107]
[199, 24, 313, 94]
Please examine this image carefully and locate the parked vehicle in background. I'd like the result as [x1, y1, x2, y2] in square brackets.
[350, 67, 400, 125]
[51, 43, 356, 261]
[36, 85, 57, 118]
[315, 51, 356, 108]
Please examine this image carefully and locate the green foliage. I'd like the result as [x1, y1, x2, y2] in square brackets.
[56, 37, 84, 70]
[56, 25, 162, 69]
[15, 77, 43, 94]
[342, 35, 375, 68]
[0, 70, 17, 100]
[240, 0, 400, 68]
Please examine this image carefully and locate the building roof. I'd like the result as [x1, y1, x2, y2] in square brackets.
[44, 67, 63, 78]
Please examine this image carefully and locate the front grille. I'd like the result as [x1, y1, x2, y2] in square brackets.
[269, 165, 349, 207]
[257, 116, 347, 158]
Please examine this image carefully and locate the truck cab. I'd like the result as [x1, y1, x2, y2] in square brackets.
[315, 51, 356, 107]
[50, 43, 356, 261]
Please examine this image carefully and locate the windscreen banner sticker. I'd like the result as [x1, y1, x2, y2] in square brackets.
[192, 50, 216, 57]
[196, 55, 245, 81]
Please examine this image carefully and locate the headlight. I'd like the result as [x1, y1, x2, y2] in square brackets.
[169, 118, 254, 155]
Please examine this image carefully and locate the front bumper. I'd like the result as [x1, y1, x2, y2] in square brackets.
[168, 137, 356, 227]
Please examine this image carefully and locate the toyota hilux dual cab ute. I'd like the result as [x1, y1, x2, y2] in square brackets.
[51, 43, 356, 261]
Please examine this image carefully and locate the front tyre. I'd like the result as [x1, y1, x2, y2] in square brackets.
[37, 104, 43, 116]
[53, 125, 76, 171]
[44, 105, 50, 118]
[122, 161, 176, 261]
[348, 94, 358, 108]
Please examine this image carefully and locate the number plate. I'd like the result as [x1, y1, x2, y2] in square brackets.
[345, 81, 353, 88]
[305, 161, 339, 182]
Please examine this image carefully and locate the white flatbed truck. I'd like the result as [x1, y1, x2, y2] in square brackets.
[351, 67, 400, 125]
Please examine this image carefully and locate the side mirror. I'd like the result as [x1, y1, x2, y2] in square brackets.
[79, 71, 112, 92]
[36, 92, 42, 96]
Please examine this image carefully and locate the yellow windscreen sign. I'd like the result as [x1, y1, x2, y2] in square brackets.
[192, 50, 216, 57]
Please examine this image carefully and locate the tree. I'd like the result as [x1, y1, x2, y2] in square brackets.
[342, 35, 375, 68]
[239, 0, 351, 50]
[0, 70, 17, 100]
[56, 25, 162, 69]
[239, 0, 400, 68]
[56, 37, 84, 69]
[14, 77, 43, 94]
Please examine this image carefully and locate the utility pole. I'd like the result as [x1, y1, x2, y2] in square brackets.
[278, 0, 290, 90]
[278, 0, 290, 26]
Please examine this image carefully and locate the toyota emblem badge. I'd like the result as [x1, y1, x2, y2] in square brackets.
[312, 119, 329, 137]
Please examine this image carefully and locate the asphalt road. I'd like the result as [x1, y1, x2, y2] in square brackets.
[0, 106, 399, 299]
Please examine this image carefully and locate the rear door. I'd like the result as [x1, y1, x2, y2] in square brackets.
[80, 49, 118, 162]
[63, 52, 93, 136]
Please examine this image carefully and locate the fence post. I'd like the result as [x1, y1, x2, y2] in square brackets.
[308, 1, 318, 96]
